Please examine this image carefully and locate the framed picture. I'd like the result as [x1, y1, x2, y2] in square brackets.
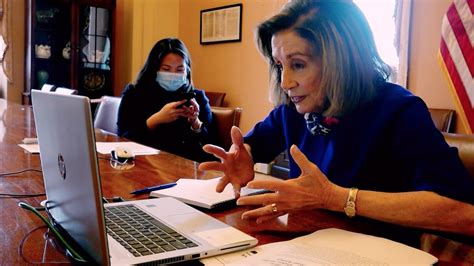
[200, 4, 242, 44]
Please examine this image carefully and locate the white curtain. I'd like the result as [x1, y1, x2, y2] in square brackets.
[0, 0, 12, 82]
[394, 0, 412, 88]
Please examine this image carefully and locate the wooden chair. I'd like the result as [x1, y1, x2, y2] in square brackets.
[211, 107, 242, 150]
[206, 91, 226, 107]
[443, 132, 474, 178]
[428, 108, 455, 133]
[93, 96, 122, 135]
[421, 132, 474, 264]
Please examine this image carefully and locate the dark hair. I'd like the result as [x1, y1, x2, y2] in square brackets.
[135, 38, 192, 88]
[256, 0, 392, 117]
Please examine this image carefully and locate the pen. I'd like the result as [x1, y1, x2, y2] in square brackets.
[130, 182, 177, 195]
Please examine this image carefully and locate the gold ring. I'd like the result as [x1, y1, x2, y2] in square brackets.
[271, 203, 278, 213]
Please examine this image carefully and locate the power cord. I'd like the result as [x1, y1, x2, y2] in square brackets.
[18, 201, 87, 263]
[0, 168, 45, 198]
[0, 193, 45, 198]
[0, 168, 42, 177]
[18, 225, 69, 264]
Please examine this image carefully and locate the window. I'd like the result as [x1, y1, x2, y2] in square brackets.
[354, 0, 412, 87]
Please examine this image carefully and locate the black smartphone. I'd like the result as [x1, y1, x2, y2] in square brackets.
[178, 91, 196, 107]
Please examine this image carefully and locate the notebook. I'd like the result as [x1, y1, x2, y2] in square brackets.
[31, 90, 257, 265]
[150, 174, 276, 209]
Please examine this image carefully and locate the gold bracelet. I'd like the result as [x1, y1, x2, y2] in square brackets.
[343, 187, 358, 218]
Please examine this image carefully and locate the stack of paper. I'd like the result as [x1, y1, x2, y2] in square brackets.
[95, 142, 159, 155]
[19, 141, 159, 155]
[201, 228, 438, 265]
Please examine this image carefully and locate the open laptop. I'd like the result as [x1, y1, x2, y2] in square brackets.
[31, 90, 257, 265]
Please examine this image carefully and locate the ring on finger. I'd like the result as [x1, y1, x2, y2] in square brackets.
[271, 203, 278, 213]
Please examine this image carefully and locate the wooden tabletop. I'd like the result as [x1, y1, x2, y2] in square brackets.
[1, 98, 472, 265]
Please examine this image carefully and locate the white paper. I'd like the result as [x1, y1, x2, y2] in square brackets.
[95, 141, 159, 155]
[202, 228, 438, 265]
[18, 143, 40, 154]
[19, 141, 159, 156]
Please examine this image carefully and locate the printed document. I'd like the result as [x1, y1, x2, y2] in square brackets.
[20, 141, 159, 155]
[201, 228, 438, 265]
[95, 141, 159, 155]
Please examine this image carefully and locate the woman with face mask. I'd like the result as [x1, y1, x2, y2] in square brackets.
[117, 38, 216, 162]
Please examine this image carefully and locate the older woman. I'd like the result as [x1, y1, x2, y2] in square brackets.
[199, 0, 474, 238]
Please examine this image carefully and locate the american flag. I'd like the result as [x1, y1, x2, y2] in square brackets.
[439, 0, 474, 133]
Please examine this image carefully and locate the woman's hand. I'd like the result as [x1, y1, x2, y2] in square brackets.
[146, 100, 187, 129]
[236, 144, 339, 224]
[198, 126, 255, 197]
[182, 98, 201, 130]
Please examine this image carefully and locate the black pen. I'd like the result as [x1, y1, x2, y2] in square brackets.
[130, 182, 177, 195]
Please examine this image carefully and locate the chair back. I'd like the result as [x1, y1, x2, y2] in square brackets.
[205, 91, 226, 107]
[443, 132, 474, 178]
[211, 107, 242, 150]
[429, 108, 454, 132]
[93, 96, 122, 135]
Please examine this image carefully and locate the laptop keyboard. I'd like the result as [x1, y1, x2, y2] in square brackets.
[104, 204, 198, 257]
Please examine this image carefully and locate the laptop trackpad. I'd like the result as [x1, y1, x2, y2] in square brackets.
[165, 213, 255, 247]
[164, 211, 227, 232]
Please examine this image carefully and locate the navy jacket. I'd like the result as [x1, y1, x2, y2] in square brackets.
[117, 83, 216, 162]
[244, 82, 474, 204]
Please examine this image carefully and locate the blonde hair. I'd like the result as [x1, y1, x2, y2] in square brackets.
[256, 0, 391, 117]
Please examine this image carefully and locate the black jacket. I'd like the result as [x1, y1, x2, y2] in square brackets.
[117, 83, 217, 162]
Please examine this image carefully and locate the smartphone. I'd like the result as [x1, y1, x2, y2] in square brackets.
[178, 91, 196, 107]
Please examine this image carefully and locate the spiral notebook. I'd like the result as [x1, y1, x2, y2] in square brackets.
[150, 174, 276, 210]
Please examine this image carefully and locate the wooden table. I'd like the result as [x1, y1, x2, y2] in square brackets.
[1, 99, 472, 265]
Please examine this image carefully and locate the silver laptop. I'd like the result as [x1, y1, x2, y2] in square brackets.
[31, 90, 257, 265]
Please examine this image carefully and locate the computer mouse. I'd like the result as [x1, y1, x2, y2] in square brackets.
[112, 146, 135, 163]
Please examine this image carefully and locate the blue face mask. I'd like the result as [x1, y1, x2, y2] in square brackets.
[156, 71, 188, 92]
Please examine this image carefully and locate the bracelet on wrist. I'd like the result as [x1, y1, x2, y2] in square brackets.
[191, 120, 202, 133]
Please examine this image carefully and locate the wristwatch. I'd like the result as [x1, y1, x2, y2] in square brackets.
[344, 187, 359, 218]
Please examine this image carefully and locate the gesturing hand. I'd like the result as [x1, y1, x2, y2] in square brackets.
[236, 144, 337, 224]
[198, 126, 255, 198]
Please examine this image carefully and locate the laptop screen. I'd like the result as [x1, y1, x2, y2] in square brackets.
[32, 90, 109, 264]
